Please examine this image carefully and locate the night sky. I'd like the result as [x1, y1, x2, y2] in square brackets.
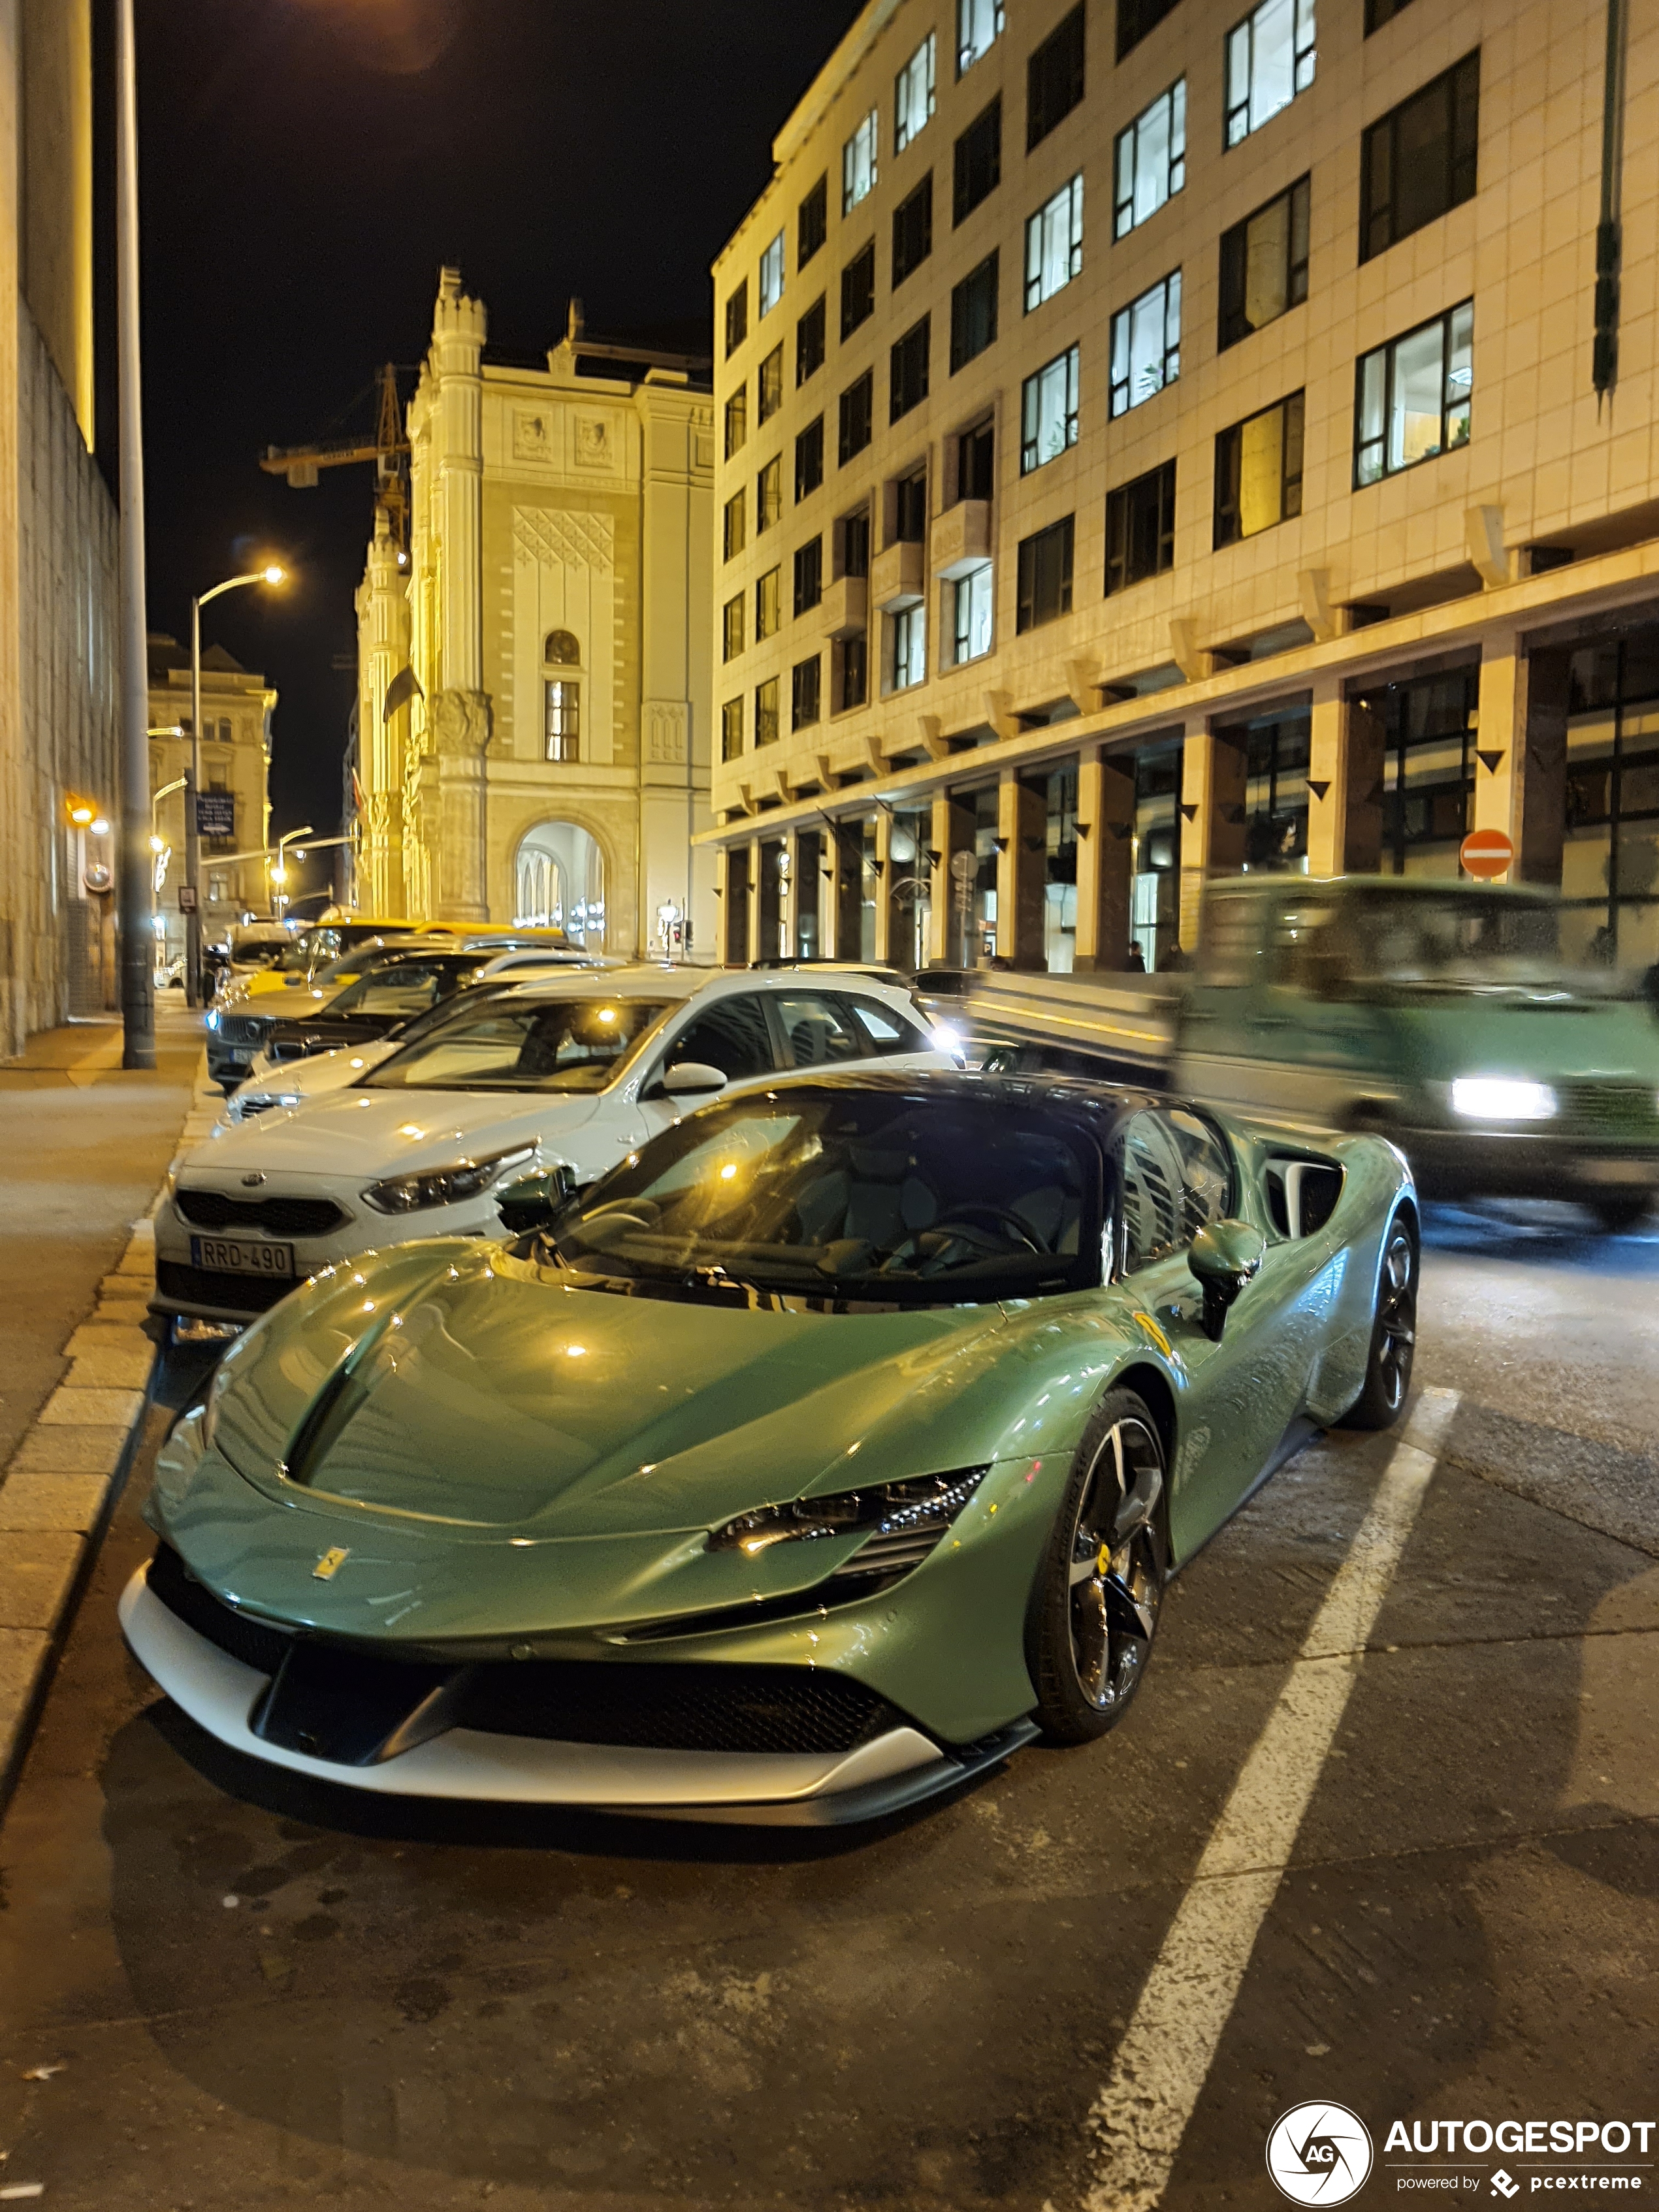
[125, 0, 858, 906]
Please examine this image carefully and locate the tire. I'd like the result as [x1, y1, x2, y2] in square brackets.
[1588, 1194, 1650, 1235]
[1338, 1215, 1417, 1430]
[1028, 1388, 1168, 1745]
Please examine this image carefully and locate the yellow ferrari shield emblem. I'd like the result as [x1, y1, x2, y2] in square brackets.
[312, 1547, 351, 1581]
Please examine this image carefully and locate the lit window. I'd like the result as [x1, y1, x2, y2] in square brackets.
[895, 32, 936, 152]
[722, 594, 745, 663]
[1354, 302, 1473, 487]
[545, 681, 580, 762]
[758, 345, 784, 425]
[756, 568, 781, 639]
[1021, 345, 1080, 473]
[1025, 177, 1083, 316]
[755, 677, 780, 747]
[1109, 271, 1180, 416]
[958, 0, 1004, 76]
[891, 606, 926, 690]
[1214, 391, 1305, 545]
[1225, 0, 1316, 150]
[757, 457, 782, 534]
[758, 232, 785, 318]
[1114, 80, 1185, 238]
[1218, 176, 1310, 349]
[722, 697, 745, 761]
[952, 562, 994, 664]
[843, 109, 878, 212]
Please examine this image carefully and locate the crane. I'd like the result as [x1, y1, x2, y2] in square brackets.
[259, 362, 410, 549]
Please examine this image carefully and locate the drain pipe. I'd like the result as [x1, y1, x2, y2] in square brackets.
[1593, 0, 1628, 406]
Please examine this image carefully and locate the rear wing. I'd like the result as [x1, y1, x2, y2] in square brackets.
[912, 968, 1182, 1081]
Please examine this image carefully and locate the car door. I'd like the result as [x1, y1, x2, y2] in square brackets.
[839, 990, 954, 1072]
[1113, 1106, 1328, 1562]
[633, 991, 782, 1146]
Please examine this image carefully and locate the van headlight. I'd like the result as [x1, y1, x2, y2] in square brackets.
[362, 1144, 536, 1215]
[1450, 1077, 1558, 1122]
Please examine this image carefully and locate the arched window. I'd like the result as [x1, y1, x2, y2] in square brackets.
[544, 630, 581, 666]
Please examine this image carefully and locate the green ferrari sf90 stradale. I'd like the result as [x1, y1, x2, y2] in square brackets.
[123, 1072, 1417, 1825]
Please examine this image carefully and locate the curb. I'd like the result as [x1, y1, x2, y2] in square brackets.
[0, 1048, 217, 1809]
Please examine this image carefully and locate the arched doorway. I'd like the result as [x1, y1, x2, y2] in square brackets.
[515, 821, 606, 948]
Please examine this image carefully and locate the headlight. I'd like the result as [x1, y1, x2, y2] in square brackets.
[931, 1022, 967, 1061]
[205, 1011, 220, 1032]
[361, 1143, 535, 1215]
[710, 1466, 989, 1582]
[1450, 1076, 1558, 1122]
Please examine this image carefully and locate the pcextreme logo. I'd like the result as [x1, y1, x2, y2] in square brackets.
[1268, 2104, 1376, 2204]
[1267, 2111, 1657, 2200]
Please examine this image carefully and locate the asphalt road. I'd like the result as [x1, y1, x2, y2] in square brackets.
[1, 1202, 1656, 2212]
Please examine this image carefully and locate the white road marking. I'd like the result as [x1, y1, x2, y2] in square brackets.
[1081, 1388, 1460, 2212]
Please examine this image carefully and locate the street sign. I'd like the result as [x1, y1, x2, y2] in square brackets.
[1459, 827, 1515, 879]
[950, 850, 976, 882]
[177, 885, 198, 913]
[195, 792, 235, 839]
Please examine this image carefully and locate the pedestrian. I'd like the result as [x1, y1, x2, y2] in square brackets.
[1124, 940, 1146, 972]
[1157, 940, 1192, 973]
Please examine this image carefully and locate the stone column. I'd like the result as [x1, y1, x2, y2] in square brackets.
[1074, 745, 1135, 970]
[872, 811, 895, 965]
[1177, 726, 1245, 952]
[997, 771, 1048, 968]
[826, 821, 861, 959]
[1471, 630, 1526, 871]
[430, 268, 490, 918]
[1304, 681, 1387, 878]
[431, 690, 492, 922]
[355, 510, 409, 914]
[931, 790, 974, 967]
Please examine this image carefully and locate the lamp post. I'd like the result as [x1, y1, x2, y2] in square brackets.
[116, 0, 153, 1067]
[267, 824, 314, 922]
[185, 566, 285, 1006]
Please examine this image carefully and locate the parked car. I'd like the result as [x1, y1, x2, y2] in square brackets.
[157, 967, 952, 1330]
[126, 1069, 1417, 1822]
[204, 938, 441, 1089]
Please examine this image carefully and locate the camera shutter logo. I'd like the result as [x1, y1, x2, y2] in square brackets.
[1267, 2104, 1374, 2205]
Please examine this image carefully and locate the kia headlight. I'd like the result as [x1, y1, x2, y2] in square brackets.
[710, 1467, 990, 1581]
[1450, 1076, 1558, 1122]
[362, 1143, 535, 1216]
[205, 1010, 220, 1033]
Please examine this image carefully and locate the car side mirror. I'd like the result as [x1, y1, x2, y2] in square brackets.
[661, 1061, 729, 1098]
[1188, 1219, 1266, 1341]
[497, 1164, 577, 1236]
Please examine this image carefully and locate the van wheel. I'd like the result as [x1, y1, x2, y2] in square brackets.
[1339, 1220, 1417, 1430]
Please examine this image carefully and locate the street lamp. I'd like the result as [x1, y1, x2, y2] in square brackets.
[268, 824, 313, 921]
[184, 564, 286, 1006]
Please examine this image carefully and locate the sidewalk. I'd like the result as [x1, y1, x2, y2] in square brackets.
[0, 1001, 206, 1797]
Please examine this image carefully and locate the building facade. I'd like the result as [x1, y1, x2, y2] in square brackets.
[147, 636, 276, 963]
[352, 271, 718, 959]
[708, 0, 1659, 976]
[0, 0, 120, 1048]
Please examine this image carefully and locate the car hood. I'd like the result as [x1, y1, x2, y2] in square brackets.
[180, 1083, 602, 1181]
[152, 1242, 1046, 1641]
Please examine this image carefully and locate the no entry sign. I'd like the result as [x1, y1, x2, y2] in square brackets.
[1460, 827, 1514, 879]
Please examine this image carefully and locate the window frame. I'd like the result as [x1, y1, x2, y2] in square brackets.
[722, 592, 745, 664]
[722, 489, 747, 562]
[892, 173, 935, 289]
[1027, 3, 1086, 152]
[1020, 344, 1081, 475]
[890, 315, 931, 424]
[754, 676, 781, 748]
[950, 560, 995, 665]
[958, 0, 1005, 78]
[544, 679, 580, 763]
[1114, 78, 1186, 240]
[1214, 389, 1306, 547]
[949, 250, 1000, 372]
[723, 384, 748, 460]
[843, 109, 879, 212]
[895, 31, 937, 153]
[758, 344, 784, 425]
[792, 654, 823, 731]
[1025, 174, 1085, 313]
[756, 567, 781, 640]
[756, 455, 782, 534]
[1105, 459, 1177, 596]
[1225, 0, 1317, 150]
[724, 281, 749, 359]
[1353, 300, 1474, 489]
[1217, 174, 1310, 351]
[839, 370, 875, 465]
[721, 695, 745, 762]
[758, 232, 786, 319]
[841, 240, 877, 340]
[1016, 515, 1075, 633]
[1359, 52, 1480, 264]
[798, 174, 828, 268]
[890, 604, 927, 691]
[796, 295, 827, 387]
[793, 536, 824, 618]
[795, 416, 826, 504]
[1109, 270, 1182, 417]
[953, 95, 1003, 227]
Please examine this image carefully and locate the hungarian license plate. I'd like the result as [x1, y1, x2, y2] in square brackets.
[191, 1236, 294, 1279]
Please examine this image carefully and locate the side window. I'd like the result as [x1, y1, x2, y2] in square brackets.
[351, 966, 445, 1017]
[1119, 1108, 1232, 1274]
[665, 995, 776, 1082]
[845, 995, 931, 1055]
[773, 993, 865, 1068]
[1120, 1113, 1186, 1274]
[1266, 898, 1347, 993]
[1197, 894, 1260, 986]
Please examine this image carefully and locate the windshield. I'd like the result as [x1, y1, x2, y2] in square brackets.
[553, 1090, 1100, 1304]
[320, 959, 475, 1020]
[1343, 892, 1568, 987]
[364, 997, 673, 1093]
[230, 937, 291, 969]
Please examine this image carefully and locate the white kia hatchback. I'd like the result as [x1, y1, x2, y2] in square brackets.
[156, 967, 953, 1328]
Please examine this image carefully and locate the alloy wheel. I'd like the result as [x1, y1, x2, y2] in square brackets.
[1376, 1229, 1417, 1411]
[1066, 1417, 1164, 1712]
